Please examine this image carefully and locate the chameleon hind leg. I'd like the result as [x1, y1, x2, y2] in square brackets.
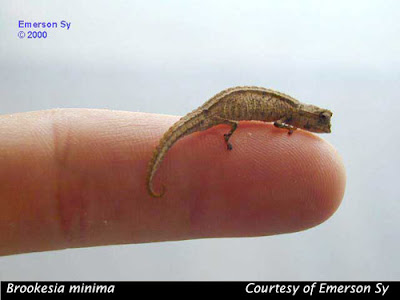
[212, 116, 239, 150]
[224, 121, 238, 150]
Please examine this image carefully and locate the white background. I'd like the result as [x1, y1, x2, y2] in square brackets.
[0, 0, 399, 280]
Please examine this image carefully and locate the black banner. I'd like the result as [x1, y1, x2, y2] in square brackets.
[1, 281, 399, 298]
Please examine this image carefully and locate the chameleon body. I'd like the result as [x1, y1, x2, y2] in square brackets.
[147, 86, 332, 197]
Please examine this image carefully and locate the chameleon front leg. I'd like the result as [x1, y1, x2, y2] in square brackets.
[274, 119, 297, 135]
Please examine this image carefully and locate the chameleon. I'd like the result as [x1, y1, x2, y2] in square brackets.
[146, 86, 332, 197]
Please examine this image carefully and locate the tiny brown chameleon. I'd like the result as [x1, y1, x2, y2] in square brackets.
[147, 86, 332, 197]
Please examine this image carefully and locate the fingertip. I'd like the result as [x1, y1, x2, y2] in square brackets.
[165, 124, 347, 237]
[268, 130, 347, 232]
[309, 138, 346, 226]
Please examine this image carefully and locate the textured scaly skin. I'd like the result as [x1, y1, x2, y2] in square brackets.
[146, 86, 332, 197]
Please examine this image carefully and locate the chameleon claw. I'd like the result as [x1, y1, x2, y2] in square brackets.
[227, 143, 233, 150]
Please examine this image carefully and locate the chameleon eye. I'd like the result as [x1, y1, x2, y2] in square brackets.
[320, 112, 329, 120]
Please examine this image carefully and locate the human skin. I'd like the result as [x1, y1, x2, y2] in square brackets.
[0, 109, 346, 256]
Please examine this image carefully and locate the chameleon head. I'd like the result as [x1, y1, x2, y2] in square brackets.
[292, 104, 333, 133]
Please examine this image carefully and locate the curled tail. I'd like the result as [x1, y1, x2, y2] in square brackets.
[146, 116, 194, 198]
[147, 181, 166, 198]
[146, 139, 171, 198]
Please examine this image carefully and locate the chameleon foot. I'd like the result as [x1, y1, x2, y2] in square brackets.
[224, 134, 233, 150]
[274, 119, 296, 134]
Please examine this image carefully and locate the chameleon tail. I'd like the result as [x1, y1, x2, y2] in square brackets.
[146, 111, 203, 197]
[147, 183, 166, 198]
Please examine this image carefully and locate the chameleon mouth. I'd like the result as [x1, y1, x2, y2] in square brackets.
[313, 126, 331, 133]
